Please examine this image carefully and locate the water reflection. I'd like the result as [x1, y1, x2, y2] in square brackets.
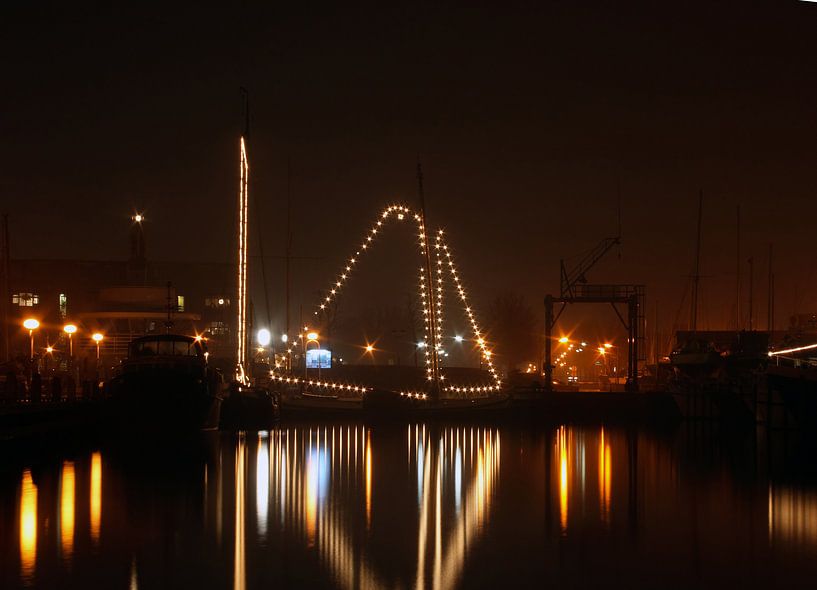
[90, 451, 101, 544]
[8, 423, 817, 587]
[60, 461, 76, 561]
[19, 469, 37, 584]
[768, 484, 817, 546]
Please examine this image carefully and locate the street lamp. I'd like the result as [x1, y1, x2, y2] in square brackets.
[63, 324, 77, 357]
[23, 318, 39, 361]
[92, 333, 103, 360]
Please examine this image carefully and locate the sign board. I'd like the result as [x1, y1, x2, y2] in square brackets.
[306, 348, 332, 369]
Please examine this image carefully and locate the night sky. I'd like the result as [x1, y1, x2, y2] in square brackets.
[4, 2, 817, 346]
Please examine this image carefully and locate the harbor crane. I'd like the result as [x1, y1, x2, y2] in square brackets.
[545, 232, 645, 392]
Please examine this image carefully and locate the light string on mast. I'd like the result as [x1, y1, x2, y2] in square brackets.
[235, 136, 249, 384]
[435, 231, 445, 366]
[434, 229, 501, 395]
[273, 203, 500, 397]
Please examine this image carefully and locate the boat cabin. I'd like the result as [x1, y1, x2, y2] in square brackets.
[128, 334, 207, 360]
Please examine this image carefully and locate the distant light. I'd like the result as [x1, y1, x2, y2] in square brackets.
[133, 214, 143, 223]
[23, 318, 39, 330]
[281, 334, 289, 343]
[604, 343, 612, 349]
[194, 335, 203, 342]
[365, 344, 374, 353]
[92, 333, 103, 343]
[306, 331, 319, 342]
[597, 347, 605, 354]
[63, 324, 77, 335]
[417, 341, 426, 348]
[558, 336, 569, 343]
[454, 335, 463, 343]
[257, 328, 271, 347]
[46, 346, 53, 354]
[581, 342, 587, 347]
[218, 298, 225, 305]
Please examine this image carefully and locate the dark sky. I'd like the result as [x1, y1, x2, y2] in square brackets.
[3, 1, 817, 346]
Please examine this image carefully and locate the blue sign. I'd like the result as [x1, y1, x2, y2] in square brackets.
[306, 348, 332, 369]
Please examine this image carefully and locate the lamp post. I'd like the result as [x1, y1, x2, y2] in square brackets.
[63, 324, 77, 357]
[92, 333, 103, 361]
[23, 319, 39, 362]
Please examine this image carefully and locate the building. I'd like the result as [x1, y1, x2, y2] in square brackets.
[1, 218, 237, 371]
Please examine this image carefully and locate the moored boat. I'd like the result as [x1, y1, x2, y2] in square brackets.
[105, 334, 225, 431]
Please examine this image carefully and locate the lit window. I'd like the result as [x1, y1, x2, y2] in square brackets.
[177, 295, 185, 312]
[12, 293, 38, 307]
[59, 293, 67, 318]
[208, 321, 229, 336]
[205, 297, 230, 308]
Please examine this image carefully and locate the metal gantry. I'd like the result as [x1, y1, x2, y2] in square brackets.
[544, 235, 645, 392]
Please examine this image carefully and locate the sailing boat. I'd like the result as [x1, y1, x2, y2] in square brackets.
[670, 191, 722, 373]
[219, 103, 279, 430]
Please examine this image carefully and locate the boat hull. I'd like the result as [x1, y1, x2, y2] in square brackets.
[106, 370, 223, 432]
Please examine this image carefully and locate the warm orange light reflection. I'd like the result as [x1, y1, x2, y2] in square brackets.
[365, 431, 372, 530]
[90, 452, 101, 543]
[234, 436, 246, 590]
[557, 426, 569, 534]
[61, 461, 76, 559]
[768, 484, 817, 546]
[598, 429, 611, 524]
[20, 470, 37, 581]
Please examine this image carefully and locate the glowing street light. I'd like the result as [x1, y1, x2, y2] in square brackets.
[306, 332, 319, 343]
[63, 324, 77, 357]
[257, 328, 271, 348]
[558, 336, 569, 344]
[92, 333, 103, 360]
[365, 344, 374, 353]
[23, 318, 39, 361]
[133, 213, 143, 223]
[604, 343, 612, 349]
[454, 335, 463, 343]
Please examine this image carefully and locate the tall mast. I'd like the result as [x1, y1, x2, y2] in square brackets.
[235, 89, 250, 383]
[1, 213, 9, 362]
[417, 161, 441, 397]
[748, 256, 754, 331]
[767, 243, 774, 332]
[285, 157, 292, 342]
[736, 204, 741, 331]
[690, 190, 703, 332]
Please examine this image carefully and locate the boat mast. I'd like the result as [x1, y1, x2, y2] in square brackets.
[417, 161, 441, 398]
[690, 190, 703, 333]
[236, 89, 250, 384]
[736, 204, 741, 331]
[767, 243, 774, 333]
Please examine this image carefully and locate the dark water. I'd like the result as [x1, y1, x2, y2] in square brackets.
[2, 422, 817, 589]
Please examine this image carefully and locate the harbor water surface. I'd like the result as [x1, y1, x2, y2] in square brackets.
[2, 422, 817, 588]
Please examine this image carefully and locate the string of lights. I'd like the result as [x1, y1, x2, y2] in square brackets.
[279, 203, 501, 398]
